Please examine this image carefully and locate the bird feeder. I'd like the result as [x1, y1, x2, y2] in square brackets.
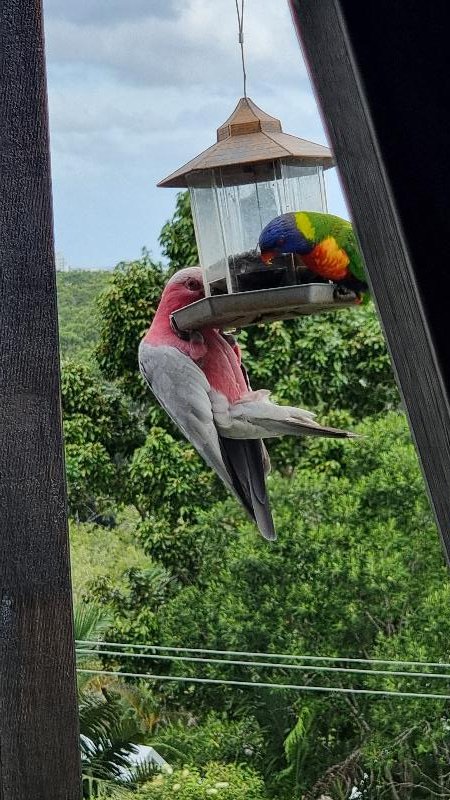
[158, 97, 358, 330]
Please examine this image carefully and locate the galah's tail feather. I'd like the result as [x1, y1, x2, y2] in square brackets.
[219, 436, 276, 541]
[214, 393, 357, 440]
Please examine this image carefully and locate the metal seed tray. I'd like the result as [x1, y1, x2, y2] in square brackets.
[172, 283, 358, 332]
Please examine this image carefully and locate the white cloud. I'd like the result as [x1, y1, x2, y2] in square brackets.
[44, 0, 177, 24]
[44, 0, 306, 89]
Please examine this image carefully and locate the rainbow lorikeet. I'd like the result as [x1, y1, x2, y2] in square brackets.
[258, 211, 368, 301]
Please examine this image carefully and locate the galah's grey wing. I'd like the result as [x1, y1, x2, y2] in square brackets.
[219, 437, 275, 539]
[138, 342, 275, 540]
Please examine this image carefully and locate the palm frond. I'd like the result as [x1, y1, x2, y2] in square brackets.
[284, 707, 311, 764]
[79, 690, 125, 744]
[75, 603, 113, 653]
[120, 757, 162, 787]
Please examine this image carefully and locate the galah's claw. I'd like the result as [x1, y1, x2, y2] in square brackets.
[189, 329, 205, 345]
[188, 329, 207, 363]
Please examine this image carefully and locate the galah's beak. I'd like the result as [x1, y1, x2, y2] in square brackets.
[260, 250, 276, 265]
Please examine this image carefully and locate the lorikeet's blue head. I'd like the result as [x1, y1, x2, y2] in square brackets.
[259, 212, 312, 264]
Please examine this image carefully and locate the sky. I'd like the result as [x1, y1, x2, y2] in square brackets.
[42, 0, 348, 270]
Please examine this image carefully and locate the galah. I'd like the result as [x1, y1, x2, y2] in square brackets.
[139, 267, 357, 541]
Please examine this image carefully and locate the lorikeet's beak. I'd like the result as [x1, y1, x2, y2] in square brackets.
[260, 250, 276, 265]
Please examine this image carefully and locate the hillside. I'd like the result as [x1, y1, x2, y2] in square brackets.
[56, 269, 112, 361]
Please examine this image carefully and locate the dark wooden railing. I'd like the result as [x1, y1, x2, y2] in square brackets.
[0, 1, 81, 797]
[290, 0, 450, 565]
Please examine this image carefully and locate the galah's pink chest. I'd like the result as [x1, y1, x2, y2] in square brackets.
[201, 331, 247, 403]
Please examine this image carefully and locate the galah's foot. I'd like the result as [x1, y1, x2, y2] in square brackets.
[189, 329, 207, 363]
[189, 329, 205, 345]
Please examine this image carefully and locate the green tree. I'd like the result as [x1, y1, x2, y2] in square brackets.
[85, 562, 178, 656]
[150, 413, 448, 798]
[127, 427, 221, 579]
[69, 512, 152, 604]
[62, 360, 144, 522]
[57, 269, 112, 363]
[238, 308, 398, 470]
[95, 250, 167, 405]
[159, 192, 198, 271]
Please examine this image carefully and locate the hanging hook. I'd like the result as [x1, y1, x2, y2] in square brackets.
[234, 0, 247, 97]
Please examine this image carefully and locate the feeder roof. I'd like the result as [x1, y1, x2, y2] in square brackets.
[158, 97, 334, 188]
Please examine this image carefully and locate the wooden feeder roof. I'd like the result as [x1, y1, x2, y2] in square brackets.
[158, 97, 334, 188]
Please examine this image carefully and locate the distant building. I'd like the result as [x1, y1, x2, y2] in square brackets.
[55, 251, 70, 271]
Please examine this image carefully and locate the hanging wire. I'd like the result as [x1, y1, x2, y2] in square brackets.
[75, 640, 450, 670]
[235, 0, 247, 97]
[77, 668, 450, 702]
[75, 647, 450, 682]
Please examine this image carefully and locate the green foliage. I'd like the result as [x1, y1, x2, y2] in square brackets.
[279, 707, 313, 795]
[96, 250, 167, 403]
[62, 360, 143, 521]
[75, 603, 113, 654]
[159, 192, 198, 271]
[240, 308, 398, 417]
[128, 427, 221, 579]
[86, 563, 178, 652]
[57, 269, 112, 362]
[70, 512, 152, 604]
[65, 441, 117, 523]
[239, 310, 398, 470]
[129, 428, 217, 526]
[149, 413, 448, 796]
[155, 712, 264, 770]
[160, 413, 439, 658]
[62, 360, 142, 456]
[136, 763, 267, 800]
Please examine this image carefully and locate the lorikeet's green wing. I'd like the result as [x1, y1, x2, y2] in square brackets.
[338, 222, 366, 283]
[300, 211, 366, 284]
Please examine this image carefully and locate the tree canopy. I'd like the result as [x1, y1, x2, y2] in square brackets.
[62, 191, 450, 800]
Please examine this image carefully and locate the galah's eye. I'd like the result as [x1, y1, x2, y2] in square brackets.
[185, 278, 202, 292]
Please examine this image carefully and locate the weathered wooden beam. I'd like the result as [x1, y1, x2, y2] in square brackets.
[0, 1, 81, 797]
[289, 0, 450, 564]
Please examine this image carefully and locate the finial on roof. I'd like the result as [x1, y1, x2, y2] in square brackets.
[217, 97, 282, 141]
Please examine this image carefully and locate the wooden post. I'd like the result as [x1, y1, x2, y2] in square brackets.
[0, 1, 81, 798]
[289, 0, 450, 564]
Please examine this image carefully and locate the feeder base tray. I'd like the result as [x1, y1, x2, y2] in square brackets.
[172, 283, 358, 332]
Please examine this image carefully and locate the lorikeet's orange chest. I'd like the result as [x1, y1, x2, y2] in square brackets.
[300, 236, 351, 281]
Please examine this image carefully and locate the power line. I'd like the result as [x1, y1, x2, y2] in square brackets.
[77, 668, 450, 701]
[75, 648, 450, 682]
[75, 640, 450, 670]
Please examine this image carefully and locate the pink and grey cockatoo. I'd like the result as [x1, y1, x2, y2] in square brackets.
[139, 267, 356, 541]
